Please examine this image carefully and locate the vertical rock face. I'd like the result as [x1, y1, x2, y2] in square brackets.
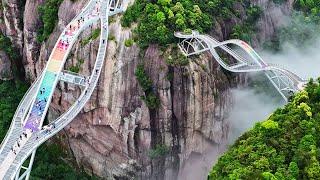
[22, 0, 43, 79]
[251, 0, 295, 46]
[209, 0, 294, 48]
[0, 0, 24, 51]
[0, 0, 296, 179]
[0, 50, 13, 80]
[51, 28, 233, 178]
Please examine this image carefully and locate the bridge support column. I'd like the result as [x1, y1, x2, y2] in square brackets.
[16, 150, 37, 180]
[265, 73, 288, 102]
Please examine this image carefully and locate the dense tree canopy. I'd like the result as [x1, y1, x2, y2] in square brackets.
[295, 0, 320, 20]
[209, 78, 320, 179]
[122, 0, 262, 47]
[30, 142, 99, 180]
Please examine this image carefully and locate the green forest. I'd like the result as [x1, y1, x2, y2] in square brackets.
[209, 79, 320, 179]
[121, 0, 262, 47]
[30, 142, 98, 179]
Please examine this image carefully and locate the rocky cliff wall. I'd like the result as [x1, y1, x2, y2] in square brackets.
[0, 0, 295, 179]
[0, 0, 24, 51]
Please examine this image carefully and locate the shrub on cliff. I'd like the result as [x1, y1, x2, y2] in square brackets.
[208, 78, 320, 179]
[37, 0, 63, 42]
[0, 33, 19, 61]
[135, 64, 160, 109]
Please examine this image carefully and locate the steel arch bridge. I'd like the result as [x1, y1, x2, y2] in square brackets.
[174, 31, 307, 101]
[0, 0, 127, 179]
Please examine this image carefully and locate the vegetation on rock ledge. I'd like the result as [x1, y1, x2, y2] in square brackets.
[37, 0, 63, 42]
[123, 0, 262, 110]
[0, 33, 19, 61]
[135, 64, 160, 109]
[122, 0, 262, 47]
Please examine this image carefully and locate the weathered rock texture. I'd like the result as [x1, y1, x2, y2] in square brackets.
[209, 0, 294, 48]
[22, 0, 43, 79]
[0, 50, 13, 79]
[0, 0, 24, 51]
[252, 0, 295, 47]
[0, 0, 296, 179]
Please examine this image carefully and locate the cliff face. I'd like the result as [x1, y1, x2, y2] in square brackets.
[253, 0, 294, 47]
[0, 0, 24, 50]
[0, 0, 295, 179]
[22, 0, 43, 79]
[209, 0, 294, 47]
[0, 50, 12, 79]
[0, 0, 24, 80]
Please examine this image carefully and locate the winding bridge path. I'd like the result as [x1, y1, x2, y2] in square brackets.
[0, 3, 308, 179]
[0, 0, 126, 179]
[175, 31, 307, 101]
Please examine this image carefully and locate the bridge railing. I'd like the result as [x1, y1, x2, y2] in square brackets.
[0, 0, 123, 178]
[0, 69, 44, 150]
[174, 31, 306, 101]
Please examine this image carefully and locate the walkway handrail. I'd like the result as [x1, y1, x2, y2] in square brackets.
[61, 70, 85, 77]
[174, 31, 307, 101]
[0, 70, 44, 150]
[0, 0, 126, 178]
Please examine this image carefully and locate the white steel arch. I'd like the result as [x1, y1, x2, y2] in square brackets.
[174, 31, 307, 101]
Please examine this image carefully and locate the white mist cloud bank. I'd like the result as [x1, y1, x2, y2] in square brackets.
[177, 144, 225, 180]
[227, 88, 283, 142]
[260, 39, 320, 79]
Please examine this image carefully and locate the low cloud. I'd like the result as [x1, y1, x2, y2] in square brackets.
[260, 39, 320, 80]
[227, 87, 283, 143]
